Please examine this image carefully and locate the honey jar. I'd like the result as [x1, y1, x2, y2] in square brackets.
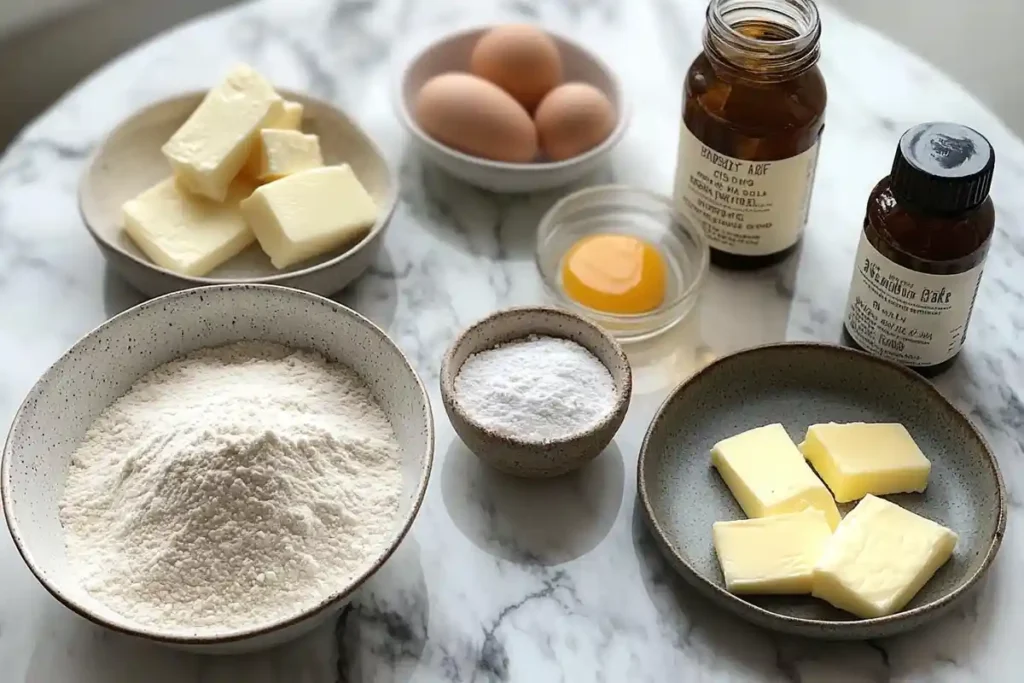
[673, 0, 826, 269]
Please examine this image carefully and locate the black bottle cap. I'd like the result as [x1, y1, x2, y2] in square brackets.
[890, 122, 995, 214]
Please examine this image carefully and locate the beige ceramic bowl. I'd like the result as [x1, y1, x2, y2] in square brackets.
[394, 26, 629, 193]
[440, 306, 631, 477]
[2, 285, 433, 654]
[79, 90, 396, 298]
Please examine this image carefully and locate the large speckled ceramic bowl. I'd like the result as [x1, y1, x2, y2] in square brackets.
[2, 285, 433, 654]
[638, 342, 1006, 640]
[79, 90, 396, 298]
[440, 306, 631, 477]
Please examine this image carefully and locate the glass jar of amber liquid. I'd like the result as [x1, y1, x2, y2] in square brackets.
[673, 0, 826, 269]
[842, 122, 995, 376]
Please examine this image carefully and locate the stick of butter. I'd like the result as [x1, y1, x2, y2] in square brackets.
[256, 129, 323, 181]
[240, 165, 377, 270]
[812, 495, 957, 618]
[712, 423, 841, 529]
[162, 63, 283, 202]
[122, 177, 255, 277]
[800, 422, 931, 503]
[713, 509, 833, 595]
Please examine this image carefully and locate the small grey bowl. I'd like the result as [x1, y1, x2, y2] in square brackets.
[440, 306, 631, 478]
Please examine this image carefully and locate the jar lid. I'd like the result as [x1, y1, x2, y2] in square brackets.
[890, 122, 995, 213]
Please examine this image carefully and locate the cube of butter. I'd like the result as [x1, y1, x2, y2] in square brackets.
[713, 509, 833, 595]
[800, 422, 931, 503]
[162, 63, 283, 201]
[256, 129, 323, 181]
[712, 423, 841, 529]
[122, 176, 255, 277]
[812, 495, 957, 618]
[240, 165, 377, 269]
[243, 100, 305, 178]
[272, 100, 304, 130]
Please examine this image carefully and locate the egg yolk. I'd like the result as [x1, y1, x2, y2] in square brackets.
[560, 234, 667, 314]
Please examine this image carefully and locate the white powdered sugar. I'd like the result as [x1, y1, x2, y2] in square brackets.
[454, 335, 617, 441]
[59, 341, 402, 634]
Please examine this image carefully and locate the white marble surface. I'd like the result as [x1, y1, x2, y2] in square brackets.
[0, 0, 1022, 680]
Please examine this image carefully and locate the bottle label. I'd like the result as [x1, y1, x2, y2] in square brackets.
[843, 232, 984, 367]
[672, 123, 820, 256]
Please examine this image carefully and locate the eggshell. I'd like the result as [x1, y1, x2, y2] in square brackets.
[415, 73, 539, 163]
[470, 24, 563, 112]
[534, 83, 616, 161]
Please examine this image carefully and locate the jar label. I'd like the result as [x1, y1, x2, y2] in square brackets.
[843, 232, 984, 367]
[672, 123, 820, 256]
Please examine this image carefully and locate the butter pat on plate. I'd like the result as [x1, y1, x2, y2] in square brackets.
[256, 129, 323, 181]
[240, 165, 377, 270]
[162, 63, 283, 201]
[812, 494, 957, 619]
[713, 509, 833, 595]
[122, 176, 255, 277]
[712, 423, 841, 529]
[800, 422, 931, 503]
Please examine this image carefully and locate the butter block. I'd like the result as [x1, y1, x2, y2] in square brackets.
[243, 100, 305, 178]
[800, 422, 931, 503]
[257, 129, 323, 181]
[712, 423, 841, 529]
[812, 495, 957, 618]
[240, 165, 377, 269]
[272, 100, 304, 129]
[122, 176, 255, 277]
[713, 509, 833, 595]
[162, 63, 283, 201]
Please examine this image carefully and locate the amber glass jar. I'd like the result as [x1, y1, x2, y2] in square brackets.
[842, 122, 996, 376]
[673, 0, 826, 269]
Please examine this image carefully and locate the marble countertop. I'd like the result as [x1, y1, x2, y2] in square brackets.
[1, 0, 1022, 680]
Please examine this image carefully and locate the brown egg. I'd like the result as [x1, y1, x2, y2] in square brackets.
[470, 25, 563, 112]
[534, 83, 616, 161]
[414, 73, 538, 163]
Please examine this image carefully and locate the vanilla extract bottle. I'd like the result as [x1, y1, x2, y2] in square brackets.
[842, 122, 996, 376]
[673, 0, 826, 269]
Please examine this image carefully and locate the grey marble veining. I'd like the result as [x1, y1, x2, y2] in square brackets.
[0, 0, 1022, 681]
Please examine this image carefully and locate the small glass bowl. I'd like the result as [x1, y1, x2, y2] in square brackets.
[535, 185, 709, 342]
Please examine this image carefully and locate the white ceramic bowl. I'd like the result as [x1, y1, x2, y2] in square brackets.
[1, 285, 433, 654]
[394, 26, 629, 193]
[79, 91, 397, 298]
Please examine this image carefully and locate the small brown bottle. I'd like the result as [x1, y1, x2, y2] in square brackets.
[842, 122, 995, 376]
[673, 0, 826, 269]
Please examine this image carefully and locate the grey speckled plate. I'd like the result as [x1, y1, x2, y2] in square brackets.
[638, 342, 1006, 640]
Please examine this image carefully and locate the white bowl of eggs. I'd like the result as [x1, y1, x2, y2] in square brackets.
[395, 25, 629, 193]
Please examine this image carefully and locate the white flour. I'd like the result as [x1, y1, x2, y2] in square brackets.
[59, 342, 402, 634]
[454, 335, 616, 441]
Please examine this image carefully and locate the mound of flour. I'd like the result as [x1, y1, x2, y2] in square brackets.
[59, 341, 402, 633]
